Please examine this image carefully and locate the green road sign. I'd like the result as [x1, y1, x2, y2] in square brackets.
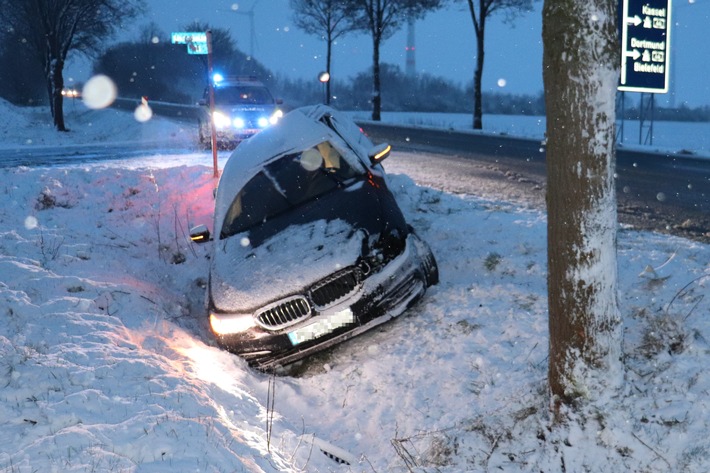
[171, 32, 207, 45]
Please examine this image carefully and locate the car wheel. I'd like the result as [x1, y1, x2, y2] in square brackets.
[421, 242, 439, 286]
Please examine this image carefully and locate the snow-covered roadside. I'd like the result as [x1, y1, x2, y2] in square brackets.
[0, 99, 195, 149]
[1, 102, 709, 472]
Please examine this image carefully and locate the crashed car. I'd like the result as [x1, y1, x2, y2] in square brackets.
[190, 105, 438, 371]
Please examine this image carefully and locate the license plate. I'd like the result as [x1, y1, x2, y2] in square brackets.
[288, 308, 354, 346]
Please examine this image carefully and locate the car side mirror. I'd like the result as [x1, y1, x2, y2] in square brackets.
[368, 143, 391, 165]
[189, 224, 211, 243]
[276, 98, 284, 105]
[198, 98, 207, 106]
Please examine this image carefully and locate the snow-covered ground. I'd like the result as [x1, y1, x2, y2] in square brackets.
[1, 100, 710, 472]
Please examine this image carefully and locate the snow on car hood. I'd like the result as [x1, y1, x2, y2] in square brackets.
[209, 218, 363, 312]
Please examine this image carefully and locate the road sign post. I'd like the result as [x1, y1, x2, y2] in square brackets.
[619, 0, 672, 93]
[206, 30, 218, 178]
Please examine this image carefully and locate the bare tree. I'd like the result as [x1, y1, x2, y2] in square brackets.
[291, 0, 361, 105]
[0, 0, 145, 131]
[137, 22, 166, 45]
[542, 0, 622, 408]
[350, 0, 443, 120]
[0, 29, 46, 105]
[464, 0, 535, 130]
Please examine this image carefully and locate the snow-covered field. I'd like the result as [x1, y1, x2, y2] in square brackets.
[1, 100, 710, 472]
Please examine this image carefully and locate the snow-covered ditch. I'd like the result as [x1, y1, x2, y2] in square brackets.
[1, 101, 710, 472]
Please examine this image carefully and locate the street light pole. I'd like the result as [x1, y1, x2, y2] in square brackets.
[207, 30, 219, 178]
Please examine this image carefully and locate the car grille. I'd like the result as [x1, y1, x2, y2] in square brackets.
[309, 266, 362, 308]
[255, 296, 311, 330]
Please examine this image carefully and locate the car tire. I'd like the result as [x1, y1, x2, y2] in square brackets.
[421, 241, 439, 287]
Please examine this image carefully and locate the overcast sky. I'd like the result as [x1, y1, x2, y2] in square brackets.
[68, 0, 710, 107]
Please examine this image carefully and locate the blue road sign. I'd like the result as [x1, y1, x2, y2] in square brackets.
[619, 0, 672, 93]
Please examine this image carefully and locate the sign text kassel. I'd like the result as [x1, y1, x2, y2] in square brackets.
[619, 0, 672, 93]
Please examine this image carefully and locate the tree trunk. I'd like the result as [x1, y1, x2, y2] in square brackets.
[371, 35, 381, 121]
[543, 0, 622, 406]
[50, 57, 67, 131]
[467, 0, 486, 130]
[472, 26, 485, 130]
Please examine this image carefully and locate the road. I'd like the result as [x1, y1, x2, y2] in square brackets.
[360, 122, 710, 244]
[0, 141, 202, 168]
[2, 120, 708, 243]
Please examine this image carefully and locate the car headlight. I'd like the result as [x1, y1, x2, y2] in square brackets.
[233, 117, 246, 129]
[210, 312, 255, 335]
[257, 117, 269, 128]
[213, 112, 231, 129]
[270, 109, 283, 125]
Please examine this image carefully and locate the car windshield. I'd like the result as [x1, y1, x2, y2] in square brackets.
[214, 86, 273, 105]
[220, 142, 362, 239]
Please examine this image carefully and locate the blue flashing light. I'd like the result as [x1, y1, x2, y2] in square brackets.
[212, 73, 224, 84]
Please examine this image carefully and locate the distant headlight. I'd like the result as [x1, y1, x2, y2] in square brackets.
[213, 112, 231, 129]
[257, 117, 269, 128]
[233, 117, 246, 129]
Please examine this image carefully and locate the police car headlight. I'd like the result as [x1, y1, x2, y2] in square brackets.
[233, 117, 246, 129]
[257, 117, 269, 128]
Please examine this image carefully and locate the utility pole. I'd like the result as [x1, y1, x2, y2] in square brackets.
[229, 1, 258, 57]
[207, 30, 218, 178]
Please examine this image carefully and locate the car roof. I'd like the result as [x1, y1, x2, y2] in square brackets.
[213, 105, 370, 231]
[215, 80, 265, 88]
[214, 76, 265, 87]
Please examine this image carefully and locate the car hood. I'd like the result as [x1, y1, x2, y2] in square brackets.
[209, 182, 393, 313]
[209, 218, 364, 313]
